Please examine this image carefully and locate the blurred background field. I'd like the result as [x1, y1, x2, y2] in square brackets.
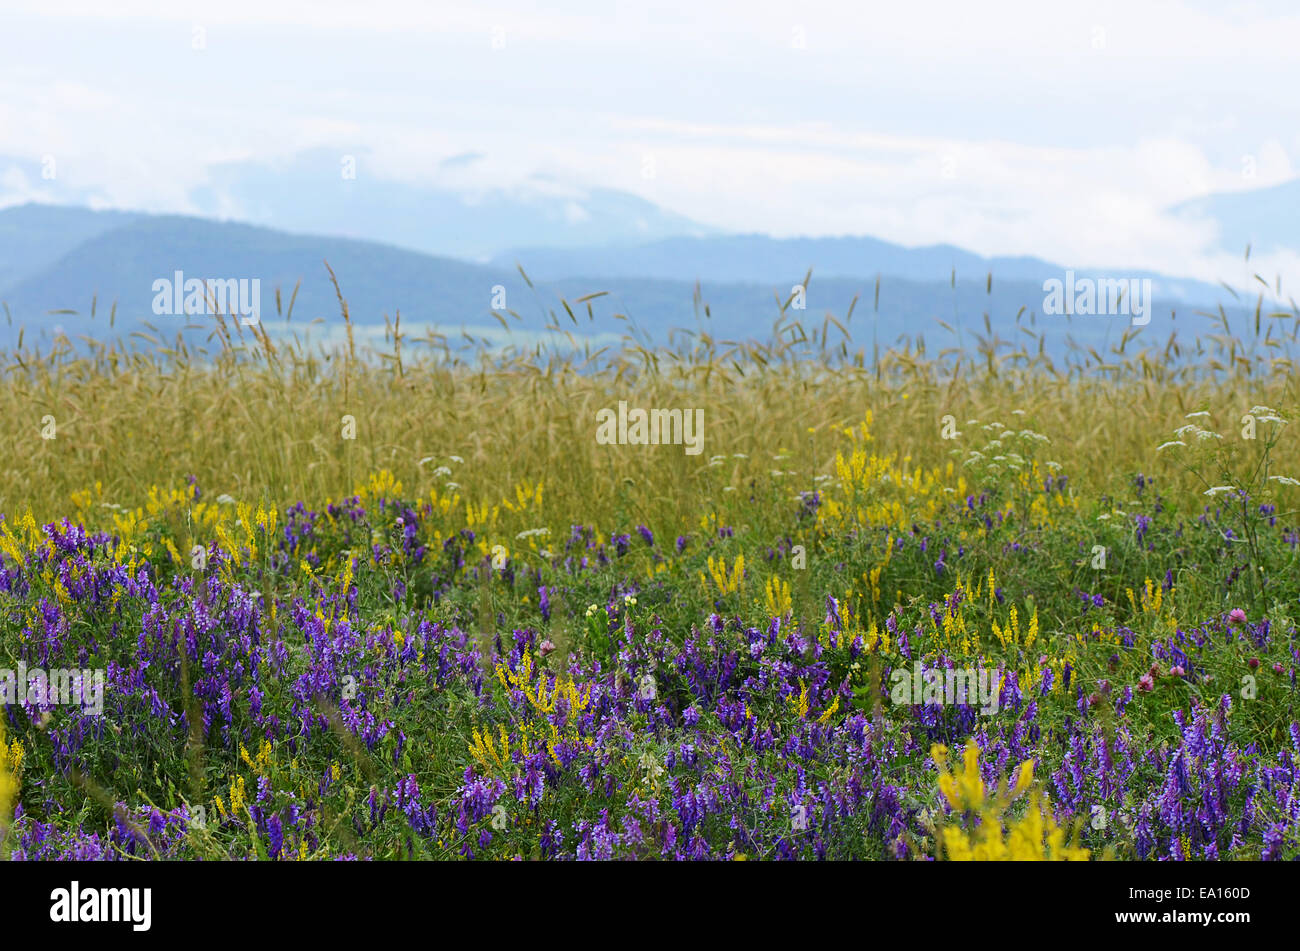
[2, 291, 1296, 537]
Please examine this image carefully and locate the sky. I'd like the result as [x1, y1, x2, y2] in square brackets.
[2, 0, 1298, 286]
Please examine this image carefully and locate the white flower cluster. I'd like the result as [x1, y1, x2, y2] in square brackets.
[962, 420, 1055, 475]
[1248, 405, 1288, 425]
[419, 455, 464, 491]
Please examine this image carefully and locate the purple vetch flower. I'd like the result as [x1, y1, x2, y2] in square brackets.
[1262, 822, 1287, 860]
[267, 815, 283, 858]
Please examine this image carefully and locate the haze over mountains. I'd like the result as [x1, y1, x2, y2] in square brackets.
[187, 150, 721, 261]
[1, 150, 1290, 356]
[1171, 178, 1300, 258]
[0, 204, 1092, 353]
[487, 235, 1226, 306]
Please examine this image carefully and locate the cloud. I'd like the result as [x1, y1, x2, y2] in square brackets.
[1, 0, 1297, 291]
[439, 151, 486, 170]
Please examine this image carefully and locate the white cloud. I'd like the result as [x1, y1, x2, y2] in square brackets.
[1, 0, 1298, 290]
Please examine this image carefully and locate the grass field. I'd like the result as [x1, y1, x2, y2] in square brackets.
[2, 300, 1300, 860]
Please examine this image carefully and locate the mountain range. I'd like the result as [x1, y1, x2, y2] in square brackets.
[0, 204, 1080, 351]
[1, 162, 1286, 358]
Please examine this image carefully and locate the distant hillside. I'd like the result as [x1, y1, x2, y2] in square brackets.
[491, 234, 1230, 307]
[0, 212, 534, 347]
[0, 204, 1250, 359]
[0, 203, 139, 293]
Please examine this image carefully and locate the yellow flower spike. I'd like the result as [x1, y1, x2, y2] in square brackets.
[931, 743, 949, 768]
[0, 722, 19, 835]
[533, 674, 550, 715]
[788, 680, 810, 719]
[764, 576, 793, 616]
[938, 771, 962, 811]
[933, 740, 1088, 861]
[958, 740, 984, 806]
[817, 696, 840, 724]
[229, 776, 247, 814]
[497, 724, 511, 769]
[705, 553, 746, 596]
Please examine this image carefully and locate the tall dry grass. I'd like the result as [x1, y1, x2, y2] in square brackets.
[1, 278, 1298, 533]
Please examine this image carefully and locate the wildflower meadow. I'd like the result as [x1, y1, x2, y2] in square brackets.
[2, 8, 1296, 935]
[1, 301, 1298, 870]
